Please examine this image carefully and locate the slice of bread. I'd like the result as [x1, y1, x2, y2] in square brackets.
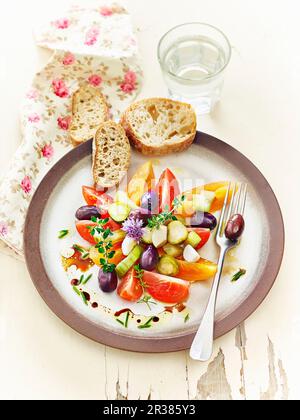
[121, 98, 197, 156]
[69, 84, 109, 145]
[92, 121, 131, 189]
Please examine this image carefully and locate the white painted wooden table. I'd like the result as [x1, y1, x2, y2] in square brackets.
[0, 0, 299, 400]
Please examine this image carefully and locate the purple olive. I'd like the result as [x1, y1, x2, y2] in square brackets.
[225, 214, 245, 241]
[140, 245, 159, 271]
[129, 209, 152, 226]
[141, 191, 159, 214]
[76, 206, 101, 221]
[98, 269, 118, 293]
[190, 212, 217, 230]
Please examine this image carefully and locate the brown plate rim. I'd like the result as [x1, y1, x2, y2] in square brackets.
[24, 132, 285, 353]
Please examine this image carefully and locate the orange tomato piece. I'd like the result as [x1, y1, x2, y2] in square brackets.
[127, 161, 155, 206]
[175, 259, 217, 282]
[182, 181, 236, 214]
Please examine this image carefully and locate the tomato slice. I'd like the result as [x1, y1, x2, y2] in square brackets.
[76, 221, 97, 244]
[156, 169, 180, 212]
[187, 228, 211, 250]
[143, 271, 189, 304]
[76, 221, 125, 246]
[117, 268, 143, 302]
[82, 186, 113, 208]
[103, 218, 122, 232]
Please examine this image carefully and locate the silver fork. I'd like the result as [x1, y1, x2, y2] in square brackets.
[190, 182, 248, 362]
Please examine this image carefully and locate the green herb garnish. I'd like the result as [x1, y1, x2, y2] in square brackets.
[138, 317, 154, 329]
[115, 310, 131, 329]
[124, 311, 130, 329]
[58, 229, 69, 239]
[80, 292, 88, 306]
[72, 286, 81, 296]
[134, 265, 157, 311]
[184, 313, 190, 323]
[231, 269, 246, 283]
[82, 274, 93, 285]
[134, 264, 146, 287]
[138, 295, 157, 311]
[89, 218, 116, 273]
[147, 196, 186, 230]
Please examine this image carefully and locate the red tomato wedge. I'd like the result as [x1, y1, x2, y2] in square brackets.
[117, 268, 143, 302]
[187, 228, 211, 250]
[104, 219, 122, 232]
[143, 271, 189, 304]
[76, 221, 124, 245]
[82, 186, 113, 208]
[76, 221, 97, 244]
[156, 169, 180, 212]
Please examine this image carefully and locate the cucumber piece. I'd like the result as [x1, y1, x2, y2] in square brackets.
[168, 221, 188, 245]
[108, 202, 131, 222]
[157, 256, 179, 276]
[186, 231, 201, 248]
[142, 226, 153, 244]
[183, 245, 200, 263]
[163, 243, 183, 258]
[152, 225, 168, 248]
[115, 191, 139, 210]
[116, 245, 143, 278]
[192, 191, 215, 213]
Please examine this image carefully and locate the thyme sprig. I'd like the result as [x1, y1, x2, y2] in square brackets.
[134, 265, 157, 311]
[138, 295, 157, 311]
[231, 269, 246, 283]
[147, 195, 186, 230]
[90, 217, 116, 273]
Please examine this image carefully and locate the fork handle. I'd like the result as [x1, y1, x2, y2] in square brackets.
[190, 247, 228, 361]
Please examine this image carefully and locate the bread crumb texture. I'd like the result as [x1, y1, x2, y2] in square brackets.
[122, 98, 196, 156]
[69, 84, 109, 145]
[93, 121, 131, 189]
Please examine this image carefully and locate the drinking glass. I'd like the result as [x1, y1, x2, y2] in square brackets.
[158, 23, 231, 115]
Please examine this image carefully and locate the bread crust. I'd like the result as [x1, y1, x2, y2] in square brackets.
[120, 98, 197, 156]
[69, 84, 109, 146]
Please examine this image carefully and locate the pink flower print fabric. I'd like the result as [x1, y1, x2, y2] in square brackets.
[0, 1, 143, 256]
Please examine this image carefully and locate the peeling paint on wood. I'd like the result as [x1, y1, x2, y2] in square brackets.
[185, 350, 191, 400]
[193, 349, 233, 400]
[235, 323, 247, 398]
[115, 376, 128, 400]
[278, 359, 289, 400]
[260, 338, 289, 400]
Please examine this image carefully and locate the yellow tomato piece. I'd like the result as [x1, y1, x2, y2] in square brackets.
[127, 161, 155, 206]
[89, 247, 125, 267]
[175, 259, 217, 282]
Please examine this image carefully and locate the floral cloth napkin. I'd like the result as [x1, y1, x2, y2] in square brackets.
[0, 1, 143, 258]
